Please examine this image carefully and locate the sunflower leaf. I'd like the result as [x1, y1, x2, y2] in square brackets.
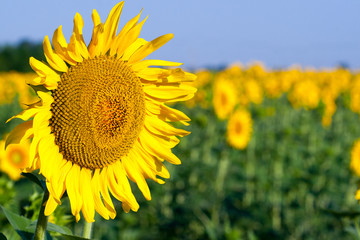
[0, 205, 33, 240]
[21, 172, 45, 190]
[60, 233, 93, 240]
[25, 221, 72, 235]
[0, 233, 7, 240]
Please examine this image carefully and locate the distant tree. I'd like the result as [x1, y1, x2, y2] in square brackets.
[0, 41, 44, 72]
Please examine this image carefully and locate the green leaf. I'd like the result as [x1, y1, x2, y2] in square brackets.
[25, 221, 72, 235]
[0, 233, 7, 240]
[0, 205, 33, 240]
[21, 172, 45, 190]
[60, 234, 92, 240]
[0, 205, 32, 231]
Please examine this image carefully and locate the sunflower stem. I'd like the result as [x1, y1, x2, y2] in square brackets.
[82, 221, 93, 239]
[33, 187, 49, 240]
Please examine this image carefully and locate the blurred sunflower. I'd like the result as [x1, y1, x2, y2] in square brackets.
[350, 139, 360, 177]
[213, 77, 237, 120]
[0, 139, 30, 181]
[5, 2, 196, 223]
[244, 79, 263, 105]
[226, 109, 253, 150]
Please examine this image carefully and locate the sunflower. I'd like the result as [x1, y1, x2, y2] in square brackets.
[213, 77, 237, 120]
[226, 109, 253, 150]
[5, 2, 196, 223]
[0, 139, 30, 181]
[350, 139, 360, 177]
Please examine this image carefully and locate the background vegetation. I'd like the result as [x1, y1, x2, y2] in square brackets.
[1, 42, 360, 240]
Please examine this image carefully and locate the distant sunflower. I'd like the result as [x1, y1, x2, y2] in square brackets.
[350, 139, 360, 177]
[0, 139, 29, 181]
[6, 2, 196, 223]
[226, 109, 252, 150]
[213, 78, 237, 120]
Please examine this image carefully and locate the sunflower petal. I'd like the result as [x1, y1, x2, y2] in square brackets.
[43, 35, 68, 72]
[65, 165, 83, 221]
[5, 121, 33, 148]
[122, 154, 151, 200]
[103, 2, 124, 53]
[79, 168, 95, 222]
[139, 130, 181, 165]
[144, 116, 190, 137]
[131, 60, 182, 72]
[91, 169, 110, 220]
[115, 16, 148, 57]
[128, 33, 173, 64]
[44, 194, 59, 216]
[52, 26, 77, 65]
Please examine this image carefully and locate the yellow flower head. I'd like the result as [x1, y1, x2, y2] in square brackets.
[244, 79, 263, 105]
[288, 79, 320, 109]
[213, 77, 237, 120]
[226, 109, 253, 150]
[351, 139, 360, 177]
[0, 139, 30, 181]
[5, 2, 196, 223]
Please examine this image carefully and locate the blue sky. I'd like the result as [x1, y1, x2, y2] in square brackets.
[1, 0, 359, 69]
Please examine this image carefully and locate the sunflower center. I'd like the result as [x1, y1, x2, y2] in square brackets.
[235, 121, 242, 134]
[7, 147, 27, 168]
[49, 56, 145, 169]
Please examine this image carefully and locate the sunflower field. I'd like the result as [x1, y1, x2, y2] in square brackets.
[2, 49, 360, 240]
[1, 3, 360, 240]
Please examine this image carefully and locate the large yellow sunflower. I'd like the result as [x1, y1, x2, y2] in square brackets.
[5, 2, 196, 223]
[226, 109, 253, 150]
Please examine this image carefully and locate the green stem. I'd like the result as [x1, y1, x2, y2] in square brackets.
[82, 221, 93, 239]
[33, 187, 49, 240]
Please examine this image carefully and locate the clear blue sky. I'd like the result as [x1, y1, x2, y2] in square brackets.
[1, 0, 359, 70]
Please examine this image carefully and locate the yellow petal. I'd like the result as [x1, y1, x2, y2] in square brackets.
[65, 164, 83, 220]
[134, 143, 170, 180]
[38, 135, 57, 179]
[144, 116, 190, 137]
[143, 84, 197, 101]
[71, 13, 89, 59]
[52, 160, 72, 201]
[145, 101, 190, 125]
[121, 38, 148, 61]
[139, 129, 181, 165]
[37, 91, 54, 106]
[99, 168, 116, 219]
[131, 60, 182, 72]
[79, 168, 95, 222]
[52, 26, 77, 65]
[91, 169, 110, 220]
[67, 35, 83, 63]
[122, 154, 151, 200]
[109, 10, 143, 56]
[5, 121, 33, 148]
[44, 194, 59, 216]
[6, 107, 42, 123]
[128, 33, 173, 64]
[103, 2, 124, 53]
[88, 23, 104, 58]
[43, 35, 68, 72]
[115, 16, 148, 57]
[29, 57, 61, 89]
[107, 163, 139, 212]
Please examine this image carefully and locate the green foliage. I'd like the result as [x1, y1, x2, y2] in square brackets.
[0, 41, 44, 72]
[1, 71, 360, 239]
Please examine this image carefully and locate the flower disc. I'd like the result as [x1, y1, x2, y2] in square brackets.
[49, 56, 145, 169]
